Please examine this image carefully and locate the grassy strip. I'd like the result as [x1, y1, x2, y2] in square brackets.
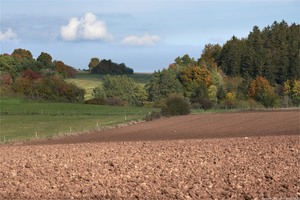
[0, 98, 155, 143]
[191, 107, 300, 114]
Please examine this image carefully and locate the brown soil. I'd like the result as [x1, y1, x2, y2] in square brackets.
[0, 111, 299, 199]
[28, 110, 300, 145]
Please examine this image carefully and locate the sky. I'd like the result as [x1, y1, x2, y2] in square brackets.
[1, 0, 299, 72]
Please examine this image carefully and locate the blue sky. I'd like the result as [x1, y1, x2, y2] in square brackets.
[1, 0, 299, 72]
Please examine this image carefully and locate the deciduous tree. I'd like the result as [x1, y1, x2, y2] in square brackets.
[248, 76, 278, 107]
[37, 52, 53, 67]
[11, 48, 33, 61]
[88, 57, 100, 70]
[98, 75, 147, 106]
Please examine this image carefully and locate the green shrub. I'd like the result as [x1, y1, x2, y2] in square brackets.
[223, 100, 236, 109]
[236, 99, 264, 109]
[144, 111, 162, 121]
[191, 97, 213, 110]
[85, 98, 107, 105]
[106, 97, 127, 106]
[85, 97, 127, 106]
[162, 94, 191, 116]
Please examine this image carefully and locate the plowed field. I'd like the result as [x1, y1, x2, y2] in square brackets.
[1, 110, 299, 199]
[28, 110, 299, 145]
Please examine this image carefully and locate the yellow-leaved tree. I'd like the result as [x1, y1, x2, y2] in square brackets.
[179, 66, 212, 98]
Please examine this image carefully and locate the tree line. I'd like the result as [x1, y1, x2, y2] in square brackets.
[218, 21, 299, 84]
[94, 21, 298, 110]
[142, 21, 300, 110]
[0, 49, 84, 102]
[1, 20, 299, 110]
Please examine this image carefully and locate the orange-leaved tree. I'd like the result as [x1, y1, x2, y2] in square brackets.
[248, 76, 278, 107]
[54, 61, 77, 78]
[180, 66, 212, 87]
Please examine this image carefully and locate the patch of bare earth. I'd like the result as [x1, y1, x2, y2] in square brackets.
[0, 111, 299, 199]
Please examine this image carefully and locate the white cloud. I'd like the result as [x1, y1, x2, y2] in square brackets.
[60, 12, 113, 41]
[121, 34, 161, 46]
[0, 28, 17, 41]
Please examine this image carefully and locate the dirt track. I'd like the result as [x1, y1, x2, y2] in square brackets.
[1, 111, 299, 199]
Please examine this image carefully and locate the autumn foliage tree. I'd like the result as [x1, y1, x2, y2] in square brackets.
[248, 76, 278, 107]
[22, 70, 42, 81]
[1, 48, 83, 102]
[54, 60, 77, 78]
[284, 80, 300, 105]
[291, 80, 300, 105]
[12, 75, 84, 102]
[198, 43, 222, 68]
[180, 66, 212, 87]
[179, 65, 212, 98]
[11, 48, 33, 61]
[0, 73, 13, 85]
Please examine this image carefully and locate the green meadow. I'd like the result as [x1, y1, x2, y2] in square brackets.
[0, 98, 155, 143]
[0, 72, 155, 143]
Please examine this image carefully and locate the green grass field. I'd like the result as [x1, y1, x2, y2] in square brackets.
[0, 98, 155, 143]
[66, 71, 152, 100]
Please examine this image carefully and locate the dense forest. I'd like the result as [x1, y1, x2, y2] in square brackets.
[1, 21, 299, 110]
[218, 21, 299, 84]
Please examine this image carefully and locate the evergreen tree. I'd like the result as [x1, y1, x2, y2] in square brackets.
[218, 21, 299, 85]
[220, 36, 244, 76]
[146, 69, 183, 102]
[287, 23, 300, 80]
[247, 26, 265, 78]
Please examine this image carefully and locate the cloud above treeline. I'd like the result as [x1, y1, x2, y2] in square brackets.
[0, 28, 17, 41]
[60, 12, 113, 41]
[60, 12, 161, 46]
[121, 34, 161, 46]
